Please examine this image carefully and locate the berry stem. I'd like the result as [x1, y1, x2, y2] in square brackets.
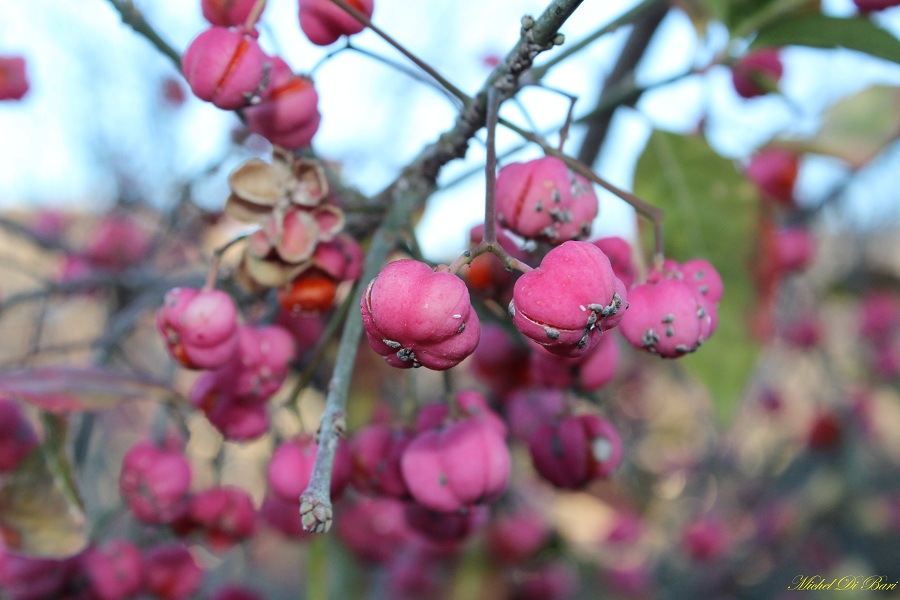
[106, 0, 182, 69]
[328, 0, 470, 103]
[484, 87, 501, 246]
[204, 231, 253, 291]
[299, 189, 413, 533]
[244, 0, 267, 32]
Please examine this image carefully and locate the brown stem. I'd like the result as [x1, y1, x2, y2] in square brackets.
[484, 88, 501, 245]
[448, 240, 533, 275]
[244, 0, 268, 31]
[106, 0, 182, 70]
[576, 1, 669, 166]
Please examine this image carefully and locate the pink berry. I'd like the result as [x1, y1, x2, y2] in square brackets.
[230, 324, 297, 401]
[156, 287, 240, 370]
[245, 56, 321, 149]
[510, 241, 626, 358]
[0, 56, 28, 101]
[496, 156, 598, 243]
[680, 259, 724, 304]
[335, 496, 410, 562]
[267, 434, 351, 501]
[859, 292, 900, 341]
[746, 148, 799, 206]
[485, 511, 550, 563]
[312, 233, 364, 282]
[528, 414, 622, 489]
[182, 486, 257, 552]
[462, 224, 529, 294]
[259, 493, 312, 539]
[731, 48, 783, 99]
[143, 543, 205, 600]
[84, 214, 153, 271]
[182, 27, 268, 110]
[401, 415, 510, 513]
[413, 390, 507, 438]
[360, 259, 481, 370]
[681, 516, 731, 562]
[0, 551, 79, 600]
[403, 503, 489, 544]
[854, 0, 900, 11]
[81, 540, 144, 600]
[349, 423, 412, 499]
[619, 278, 708, 357]
[189, 371, 270, 441]
[470, 323, 530, 395]
[119, 440, 192, 524]
[529, 331, 620, 392]
[299, 0, 374, 46]
[775, 226, 816, 272]
[504, 388, 567, 444]
[592, 236, 637, 289]
[202, 0, 259, 27]
[0, 399, 38, 473]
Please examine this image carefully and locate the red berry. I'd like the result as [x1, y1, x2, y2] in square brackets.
[746, 148, 799, 206]
[143, 543, 204, 600]
[401, 415, 509, 513]
[731, 48, 783, 99]
[182, 486, 257, 552]
[510, 241, 626, 358]
[182, 27, 268, 110]
[854, 0, 900, 12]
[277, 269, 338, 313]
[299, 0, 374, 46]
[361, 259, 481, 370]
[202, 0, 259, 27]
[0, 56, 28, 101]
[528, 414, 622, 489]
[496, 156, 598, 243]
[245, 57, 321, 149]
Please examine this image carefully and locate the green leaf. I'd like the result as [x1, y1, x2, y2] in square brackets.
[633, 131, 760, 423]
[780, 85, 900, 168]
[752, 15, 900, 65]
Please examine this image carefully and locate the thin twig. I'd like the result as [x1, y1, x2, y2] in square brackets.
[107, 0, 182, 69]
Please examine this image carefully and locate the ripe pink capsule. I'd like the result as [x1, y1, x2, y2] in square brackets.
[731, 48, 783, 99]
[202, 0, 259, 27]
[143, 543, 204, 600]
[245, 56, 321, 149]
[746, 148, 799, 206]
[267, 434, 351, 501]
[414, 390, 507, 438]
[680, 259, 724, 304]
[485, 511, 550, 564]
[156, 287, 240, 370]
[528, 414, 622, 489]
[592, 236, 637, 289]
[400, 416, 510, 513]
[619, 278, 707, 357]
[496, 156, 598, 243]
[119, 441, 192, 524]
[349, 423, 412, 499]
[299, 0, 374, 46]
[335, 496, 409, 563]
[230, 324, 297, 401]
[509, 241, 626, 358]
[528, 330, 620, 392]
[775, 226, 816, 272]
[403, 503, 489, 544]
[183, 486, 257, 552]
[681, 516, 731, 562]
[182, 27, 268, 110]
[504, 388, 567, 444]
[81, 540, 144, 600]
[189, 370, 271, 441]
[0, 56, 28, 101]
[360, 259, 481, 370]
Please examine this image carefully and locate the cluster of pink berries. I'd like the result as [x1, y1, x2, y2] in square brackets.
[156, 286, 297, 439]
[184, 0, 375, 149]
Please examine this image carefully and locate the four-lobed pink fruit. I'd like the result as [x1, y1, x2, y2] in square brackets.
[299, 0, 374, 46]
[201, 0, 259, 27]
[401, 414, 510, 513]
[361, 259, 481, 370]
[182, 27, 269, 110]
[731, 48, 783, 99]
[156, 287, 240, 370]
[746, 147, 799, 206]
[528, 413, 623, 489]
[496, 156, 598, 243]
[245, 56, 321, 149]
[0, 56, 28, 101]
[509, 240, 626, 358]
[119, 440, 192, 524]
